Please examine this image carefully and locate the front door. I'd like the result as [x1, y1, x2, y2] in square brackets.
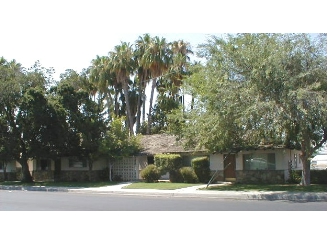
[224, 154, 236, 179]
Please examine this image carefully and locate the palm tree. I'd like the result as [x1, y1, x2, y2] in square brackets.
[168, 40, 193, 107]
[140, 36, 171, 134]
[108, 41, 136, 136]
[134, 33, 152, 133]
[89, 55, 116, 119]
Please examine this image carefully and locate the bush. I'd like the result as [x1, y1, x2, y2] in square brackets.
[140, 164, 161, 183]
[154, 154, 183, 182]
[192, 156, 211, 183]
[288, 169, 327, 184]
[179, 167, 199, 183]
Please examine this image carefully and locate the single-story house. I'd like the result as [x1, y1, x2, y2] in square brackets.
[110, 134, 208, 181]
[14, 157, 109, 182]
[2, 134, 306, 184]
[0, 160, 17, 181]
[113, 134, 304, 183]
[209, 145, 303, 183]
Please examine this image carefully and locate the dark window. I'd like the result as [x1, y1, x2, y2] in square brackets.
[147, 156, 154, 164]
[38, 159, 51, 171]
[69, 158, 87, 168]
[243, 153, 276, 170]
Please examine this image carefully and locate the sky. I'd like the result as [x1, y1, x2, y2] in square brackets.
[1, 0, 327, 244]
[1, 0, 326, 81]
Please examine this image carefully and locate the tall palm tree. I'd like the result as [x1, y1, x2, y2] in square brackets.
[134, 33, 152, 133]
[108, 41, 136, 136]
[89, 55, 118, 119]
[140, 36, 171, 134]
[168, 40, 193, 106]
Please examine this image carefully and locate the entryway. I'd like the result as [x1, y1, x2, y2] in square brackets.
[224, 154, 236, 182]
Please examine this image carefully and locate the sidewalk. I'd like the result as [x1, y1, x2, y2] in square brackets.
[1, 183, 326, 202]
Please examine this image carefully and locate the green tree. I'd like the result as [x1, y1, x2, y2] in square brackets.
[109, 42, 136, 136]
[140, 36, 171, 134]
[134, 33, 152, 133]
[0, 58, 59, 182]
[89, 55, 122, 119]
[100, 117, 141, 181]
[177, 33, 327, 186]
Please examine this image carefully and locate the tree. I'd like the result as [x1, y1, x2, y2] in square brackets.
[89, 55, 121, 119]
[108, 42, 136, 136]
[100, 117, 141, 181]
[134, 33, 152, 133]
[0, 58, 23, 181]
[55, 72, 107, 173]
[0, 58, 59, 182]
[140, 36, 171, 134]
[176, 33, 327, 186]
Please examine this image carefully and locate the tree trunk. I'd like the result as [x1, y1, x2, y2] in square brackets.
[300, 139, 311, 186]
[147, 78, 157, 135]
[19, 158, 33, 183]
[142, 93, 146, 123]
[88, 159, 93, 182]
[122, 82, 134, 136]
[2, 162, 7, 181]
[135, 85, 143, 134]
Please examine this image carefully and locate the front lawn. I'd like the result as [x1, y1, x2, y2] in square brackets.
[204, 183, 327, 192]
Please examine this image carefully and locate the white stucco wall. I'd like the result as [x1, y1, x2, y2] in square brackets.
[210, 149, 302, 171]
[0, 160, 16, 172]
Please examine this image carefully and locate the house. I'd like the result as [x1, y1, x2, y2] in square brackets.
[110, 134, 208, 181]
[5, 134, 305, 184]
[209, 145, 303, 184]
[0, 160, 17, 181]
[15, 157, 109, 182]
[112, 135, 304, 183]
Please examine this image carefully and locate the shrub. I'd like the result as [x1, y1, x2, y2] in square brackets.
[179, 167, 199, 183]
[140, 164, 161, 183]
[192, 156, 211, 183]
[288, 169, 327, 184]
[154, 154, 183, 182]
[311, 169, 327, 184]
[287, 169, 302, 184]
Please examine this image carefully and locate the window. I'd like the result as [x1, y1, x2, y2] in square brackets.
[38, 159, 51, 171]
[147, 156, 154, 165]
[69, 158, 87, 168]
[243, 153, 276, 170]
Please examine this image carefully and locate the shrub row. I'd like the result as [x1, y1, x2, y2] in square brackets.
[141, 154, 210, 183]
[140, 165, 199, 183]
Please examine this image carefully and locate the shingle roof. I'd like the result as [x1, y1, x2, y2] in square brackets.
[139, 133, 205, 155]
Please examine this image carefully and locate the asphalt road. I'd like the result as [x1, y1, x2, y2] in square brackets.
[0, 190, 326, 211]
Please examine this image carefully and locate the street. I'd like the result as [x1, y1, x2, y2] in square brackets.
[0, 190, 326, 211]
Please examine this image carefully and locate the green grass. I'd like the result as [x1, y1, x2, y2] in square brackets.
[204, 183, 327, 192]
[1, 180, 326, 192]
[123, 182, 199, 190]
[0, 181, 120, 188]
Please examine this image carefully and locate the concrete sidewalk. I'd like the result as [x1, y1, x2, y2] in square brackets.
[1, 183, 326, 202]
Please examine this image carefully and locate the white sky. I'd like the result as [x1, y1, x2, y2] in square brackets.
[1, 0, 326, 80]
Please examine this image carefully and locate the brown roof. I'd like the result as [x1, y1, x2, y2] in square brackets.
[139, 134, 206, 155]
